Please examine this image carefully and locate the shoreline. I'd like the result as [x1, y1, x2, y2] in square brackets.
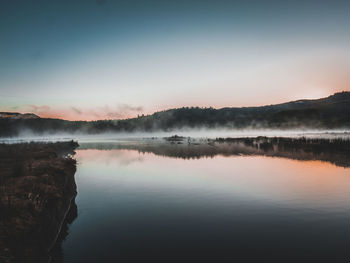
[0, 141, 79, 263]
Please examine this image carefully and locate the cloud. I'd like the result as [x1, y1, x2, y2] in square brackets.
[103, 104, 144, 119]
[91, 104, 144, 120]
[1, 103, 144, 121]
[27, 105, 51, 113]
[24, 105, 63, 119]
[65, 103, 144, 120]
[71, 107, 83, 115]
[117, 104, 143, 112]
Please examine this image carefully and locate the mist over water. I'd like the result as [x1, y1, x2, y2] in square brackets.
[2, 129, 350, 144]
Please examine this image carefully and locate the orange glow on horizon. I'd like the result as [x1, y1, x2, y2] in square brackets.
[4, 88, 349, 121]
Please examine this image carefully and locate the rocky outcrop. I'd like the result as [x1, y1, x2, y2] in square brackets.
[0, 141, 78, 263]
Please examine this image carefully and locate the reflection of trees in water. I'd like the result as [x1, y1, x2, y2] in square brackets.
[79, 137, 350, 168]
[232, 137, 350, 167]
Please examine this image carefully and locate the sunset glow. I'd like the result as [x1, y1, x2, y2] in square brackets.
[1, 1, 349, 120]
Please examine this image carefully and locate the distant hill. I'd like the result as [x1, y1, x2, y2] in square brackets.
[1, 91, 350, 136]
[0, 112, 40, 119]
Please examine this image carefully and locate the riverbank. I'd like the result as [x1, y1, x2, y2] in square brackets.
[0, 141, 78, 263]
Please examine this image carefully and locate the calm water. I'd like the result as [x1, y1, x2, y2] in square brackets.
[61, 142, 350, 262]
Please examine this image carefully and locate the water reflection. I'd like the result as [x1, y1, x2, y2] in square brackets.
[78, 137, 350, 167]
[61, 139, 350, 262]
[75, 148, 350, 208]
[2, 138, 349, 262]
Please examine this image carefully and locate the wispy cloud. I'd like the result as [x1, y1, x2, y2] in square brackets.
[71, 107, 83, 115]
[28, 105, 51, 113]
[2, 103, 144, 121]
[84, 104, 144, 120]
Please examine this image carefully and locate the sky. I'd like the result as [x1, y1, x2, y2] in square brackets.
[1, 0, 350, 120]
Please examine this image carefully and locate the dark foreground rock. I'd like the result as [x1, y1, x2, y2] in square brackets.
[0, 141, 79, 263]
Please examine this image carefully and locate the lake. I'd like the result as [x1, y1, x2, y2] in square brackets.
[58, 139, 350, 262]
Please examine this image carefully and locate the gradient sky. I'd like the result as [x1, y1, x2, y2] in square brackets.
[1, 0, 350, 120]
